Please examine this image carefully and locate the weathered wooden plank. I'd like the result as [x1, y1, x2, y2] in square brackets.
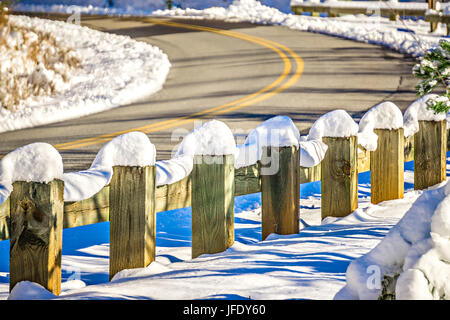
[300, 163, 321, 184]
[63, 185, 109, 228]
[155, 175, 191, 213]
[414, 120, 447, 190]
[357, 147, 370, 173]
[0, 198, 10, 241]
[9, 180, 64, 295]
[370, 129, 404, 204]
[321, 136, 358, 219]
[191, 155, 235, 259]
[404, 135, 415, 162]
[235, 163, 260, 196]
[109, 165, 156, 280]
[261, 146, 300, 240]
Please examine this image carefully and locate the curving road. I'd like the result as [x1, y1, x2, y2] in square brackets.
[1, 14, 418, 171]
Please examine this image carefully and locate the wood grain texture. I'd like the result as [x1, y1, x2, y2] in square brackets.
[9, 180, 64, 295]
[191, 155, 235, 259]
[321, 136, 358, 219]
[64, 186, 109, 228]
[261, 146, 300, 241]
[235, 163, 260, 196]
[370, 128, 404, 204]
[109, 166, 156, 280]
[414, 120, 447, 190]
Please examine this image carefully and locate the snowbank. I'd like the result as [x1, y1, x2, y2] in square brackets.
[403, 94, 448, 138]
[358, 101, 403, 151]
[0, 15, 170, 133]
[152, 0, 447, 58]
[335, 180, 450, 300]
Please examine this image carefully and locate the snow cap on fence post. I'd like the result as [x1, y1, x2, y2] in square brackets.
[307, 109, 359, 140]
[0, 142, 63, 186]
[358, 101, 403, 152]
[403, 94, 447, 138]
[91, 131, 156, 169]
[235, 115, 300, 169]
[175, 119, 237, 159]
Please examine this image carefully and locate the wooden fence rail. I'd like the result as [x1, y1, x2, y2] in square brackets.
[0, 121, 448, 294]
[0, 130, 449, 243]
[291, 2, 450, 34]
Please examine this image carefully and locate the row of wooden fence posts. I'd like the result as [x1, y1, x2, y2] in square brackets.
[7, 120, 448, 295]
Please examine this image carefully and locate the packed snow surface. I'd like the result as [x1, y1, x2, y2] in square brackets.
[358, 101, 404, 151]
[0, 15, 170, 133]
[403, 94, 448, 138]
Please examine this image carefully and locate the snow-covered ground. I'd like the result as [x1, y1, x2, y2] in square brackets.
[1, 152, 448, 300]
[0, 14, 170, 133]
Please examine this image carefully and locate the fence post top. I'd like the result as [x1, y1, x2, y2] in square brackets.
[358, 101, 403, 151]
[308, 109, 358, 140]
[235, 116, 300, 169]
[176, 119, 237, 158]
[92, 131, 156, 168]
[0, 142, 63, 185]
[404, 94, 448, 138]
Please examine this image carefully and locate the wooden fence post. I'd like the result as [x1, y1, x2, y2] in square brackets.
[9, 180, 64, 295]
[321, 136, 358, 220]
[414, 120, 447, 190]
[260, 146, 300, 241]
[109, 165, 156, 280]
[191, 155, 235, 259]
[370, 128, 404, 204]
[428, 0, 438, 32]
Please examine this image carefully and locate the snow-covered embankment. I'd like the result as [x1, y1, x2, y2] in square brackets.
[0, 14, 171, 133]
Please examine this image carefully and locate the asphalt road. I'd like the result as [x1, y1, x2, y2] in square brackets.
[0, 14, 418, 171]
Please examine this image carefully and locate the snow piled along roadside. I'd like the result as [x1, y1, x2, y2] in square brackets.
[153, 0, 446, 57]
[0, 15, 171, 133]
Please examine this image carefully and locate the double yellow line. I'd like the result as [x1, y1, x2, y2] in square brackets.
[54, 18, 304, 151]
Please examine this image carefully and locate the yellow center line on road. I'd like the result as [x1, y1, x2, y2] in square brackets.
[54, 18, 304, 151]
